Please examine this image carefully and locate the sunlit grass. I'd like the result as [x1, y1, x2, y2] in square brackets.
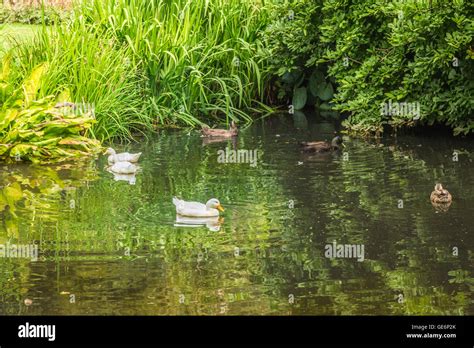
[7, 21, 152, 141]
[78, 0, 273, 127]
[3, 0, 273, 141]
[0, 24, 40, 56]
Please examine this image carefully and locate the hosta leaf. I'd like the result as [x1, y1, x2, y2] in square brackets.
[309, 70, 325, 97]
[0, 53, 11, 82]
[0, 66, 100, 163]
[282, 69, 303, 86]
[292, 87, 307, 110]
[0, 109, 19, 131]
[31, 137, 61, 146]
[0, 144, 11, 156]
[9, 144, 38, 158]
[317, 82, 334, 101]
[23, 63, 49, 107]
[319, 102, 333, 111]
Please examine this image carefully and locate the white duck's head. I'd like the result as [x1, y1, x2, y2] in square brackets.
[105, 147, 116, 155]
[206, 198, 224, 212]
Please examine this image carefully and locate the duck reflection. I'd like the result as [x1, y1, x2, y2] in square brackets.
[174, 215, 224, 231]
[108, 171, 137, 185]
[202, 135, 238, 148]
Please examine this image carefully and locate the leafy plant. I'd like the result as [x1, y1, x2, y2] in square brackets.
[9, 18, 151, 140]
[0, 56, 101, 163]
[263, 0, 474, 135]
[262, 0, 334, 110]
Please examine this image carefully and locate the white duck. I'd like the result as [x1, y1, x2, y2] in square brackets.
[173, 197, 224, 217]
[108, 161, 138, 175]
[105, 148, 142, 165]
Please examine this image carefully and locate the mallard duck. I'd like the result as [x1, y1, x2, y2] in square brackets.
[430, 183, 452, 204]
[201, 121, 238, 137]
[300, 136, 343, 153]
[105, 148, 142, 164]
[173, 197, 224, 217]
[109, 161, 138, 175]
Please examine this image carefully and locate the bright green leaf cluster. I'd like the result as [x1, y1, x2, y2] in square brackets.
[0, 57, 101, 163]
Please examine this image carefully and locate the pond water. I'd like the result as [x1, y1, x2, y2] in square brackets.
[1, 113, 473, 315]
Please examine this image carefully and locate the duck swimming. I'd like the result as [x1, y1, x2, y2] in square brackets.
[430, 183, 452, 204]
[201, 121, 238, 138]
[173, 197, 224, 217]
[300, 136, 343, 153]
[105, 148, 142, 165]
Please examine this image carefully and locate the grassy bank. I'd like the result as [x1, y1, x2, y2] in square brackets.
[0, 23, 39, 55]
[2, 0, 272, 146]
[80, 0, 272, 126]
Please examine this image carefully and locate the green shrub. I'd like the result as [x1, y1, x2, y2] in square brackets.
[262, 0, 334, 110]
[263, 0, 474, 135]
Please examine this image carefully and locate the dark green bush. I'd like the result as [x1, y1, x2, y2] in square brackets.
[262, 0, 334, 110]
[263, 0, 474, 135]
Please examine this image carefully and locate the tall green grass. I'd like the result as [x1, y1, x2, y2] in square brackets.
[4, 0, 272, 141]
[9, 18, 152, 140]
[79, 0, 272, 126]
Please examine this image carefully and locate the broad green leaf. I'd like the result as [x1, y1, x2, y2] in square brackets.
[319, 102, 333, 111]
[282, 69, 303, 86]
[0, 108, 19, 131]
[23, 63, 49, 107]
[292, 87, 307, 110]
[309, 70, 325, 97]
[0, 53, 11, 81]
[317, 82, 334, 101]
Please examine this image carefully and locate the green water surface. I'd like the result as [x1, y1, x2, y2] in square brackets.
[1, 114, 473, 315]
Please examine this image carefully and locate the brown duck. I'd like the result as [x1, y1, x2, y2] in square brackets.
[201, 121, 238, 137]
[430, 183, 452, 204]
[300, 136, 343, 153]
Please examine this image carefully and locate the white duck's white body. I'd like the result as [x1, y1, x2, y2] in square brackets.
[106, 148, 142, 165]
[109, 161, 138, 174]
[173, 197, 224, 217]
